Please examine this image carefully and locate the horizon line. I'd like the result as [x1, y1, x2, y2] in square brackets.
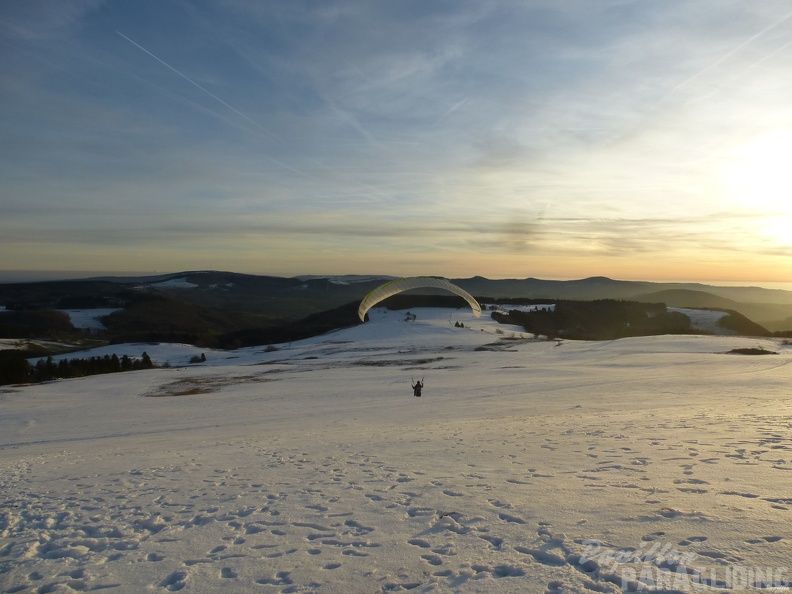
[0, 269, 790, 291]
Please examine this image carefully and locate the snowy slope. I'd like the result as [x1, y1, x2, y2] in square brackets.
[60, 308, 120, 331]
[2, 308, 791, 593]
[668, 307, 734, 335]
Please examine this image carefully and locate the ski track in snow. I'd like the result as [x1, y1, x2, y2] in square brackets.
[1, 308, 791, 593]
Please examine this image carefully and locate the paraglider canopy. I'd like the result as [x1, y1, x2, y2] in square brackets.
[358, 277, 481, 322]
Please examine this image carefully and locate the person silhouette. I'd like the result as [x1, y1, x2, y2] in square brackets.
[412, 379, 423, 397]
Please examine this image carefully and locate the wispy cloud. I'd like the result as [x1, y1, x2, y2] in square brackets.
[664, 8, 792, 101]
[0, 0, 103, 40]
[2, 1, 792, 280]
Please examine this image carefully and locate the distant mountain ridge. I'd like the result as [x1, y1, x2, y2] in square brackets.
[626, 288, 792, 330]
[454, 276, 792, 305]
[2, 271, 792, 332]
[630, 289, 742, 309]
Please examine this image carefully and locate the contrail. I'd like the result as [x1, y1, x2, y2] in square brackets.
[666, 9, 792, 98]
[431, 98, 468, 128]
[606, 10, 792, 146]
[685, 38, 792, 106]
[117, 31, 310, 177]
[116, 31, 271, 136]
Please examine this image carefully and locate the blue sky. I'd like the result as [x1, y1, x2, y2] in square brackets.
[2, 0, 792, 282]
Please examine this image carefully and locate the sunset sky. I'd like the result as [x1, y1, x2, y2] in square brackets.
[2, 1, 792, 284]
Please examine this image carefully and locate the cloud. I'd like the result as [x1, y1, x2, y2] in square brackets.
[2, 1, 792, 279]
[0, 0, 104, 40]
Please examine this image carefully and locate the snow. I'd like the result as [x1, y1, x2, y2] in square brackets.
[2, 338, 82, 352]
[60, 308, 120, 331]
[2, 308, 792, 593]
[486, 303, 556, 314]
[297, 275, 396, 284]
[668, 307, 734, 335]
[148, 277, 199, 289]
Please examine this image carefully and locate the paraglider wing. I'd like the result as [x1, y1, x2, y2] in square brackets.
[358, 277, 482, 321]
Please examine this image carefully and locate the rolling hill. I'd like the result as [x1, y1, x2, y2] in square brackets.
[2, 273, 791, 352]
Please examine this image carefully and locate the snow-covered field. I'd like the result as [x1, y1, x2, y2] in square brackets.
[147, 278, 200, 290]
[668, 308, 733, 336]
[2, 308, 791, 593]
[60, 309, 120, 331]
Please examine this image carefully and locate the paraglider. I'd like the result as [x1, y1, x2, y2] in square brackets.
[358, 277, 481, 322]
[412, 377, 424, 397]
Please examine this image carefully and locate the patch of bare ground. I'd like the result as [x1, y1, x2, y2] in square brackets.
[724, 347, 778, 355]
[144, 374, 278, 397]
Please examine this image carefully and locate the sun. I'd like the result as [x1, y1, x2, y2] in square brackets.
[721, 130, 792, 243]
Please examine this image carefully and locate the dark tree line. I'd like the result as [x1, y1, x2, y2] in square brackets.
[0, 351, 154, 385]
[490, 300, 689, 340]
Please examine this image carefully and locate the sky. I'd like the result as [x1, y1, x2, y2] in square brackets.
[2, 0, 792, 284]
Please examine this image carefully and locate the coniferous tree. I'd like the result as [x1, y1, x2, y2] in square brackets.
[0, 351, 30, 385]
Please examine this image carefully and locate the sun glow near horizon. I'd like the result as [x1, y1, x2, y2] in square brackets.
[2, 3, 792, 282]
[722, 130, 792, 245]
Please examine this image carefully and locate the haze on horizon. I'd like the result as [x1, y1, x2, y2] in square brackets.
[2, 1, 791, 284]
